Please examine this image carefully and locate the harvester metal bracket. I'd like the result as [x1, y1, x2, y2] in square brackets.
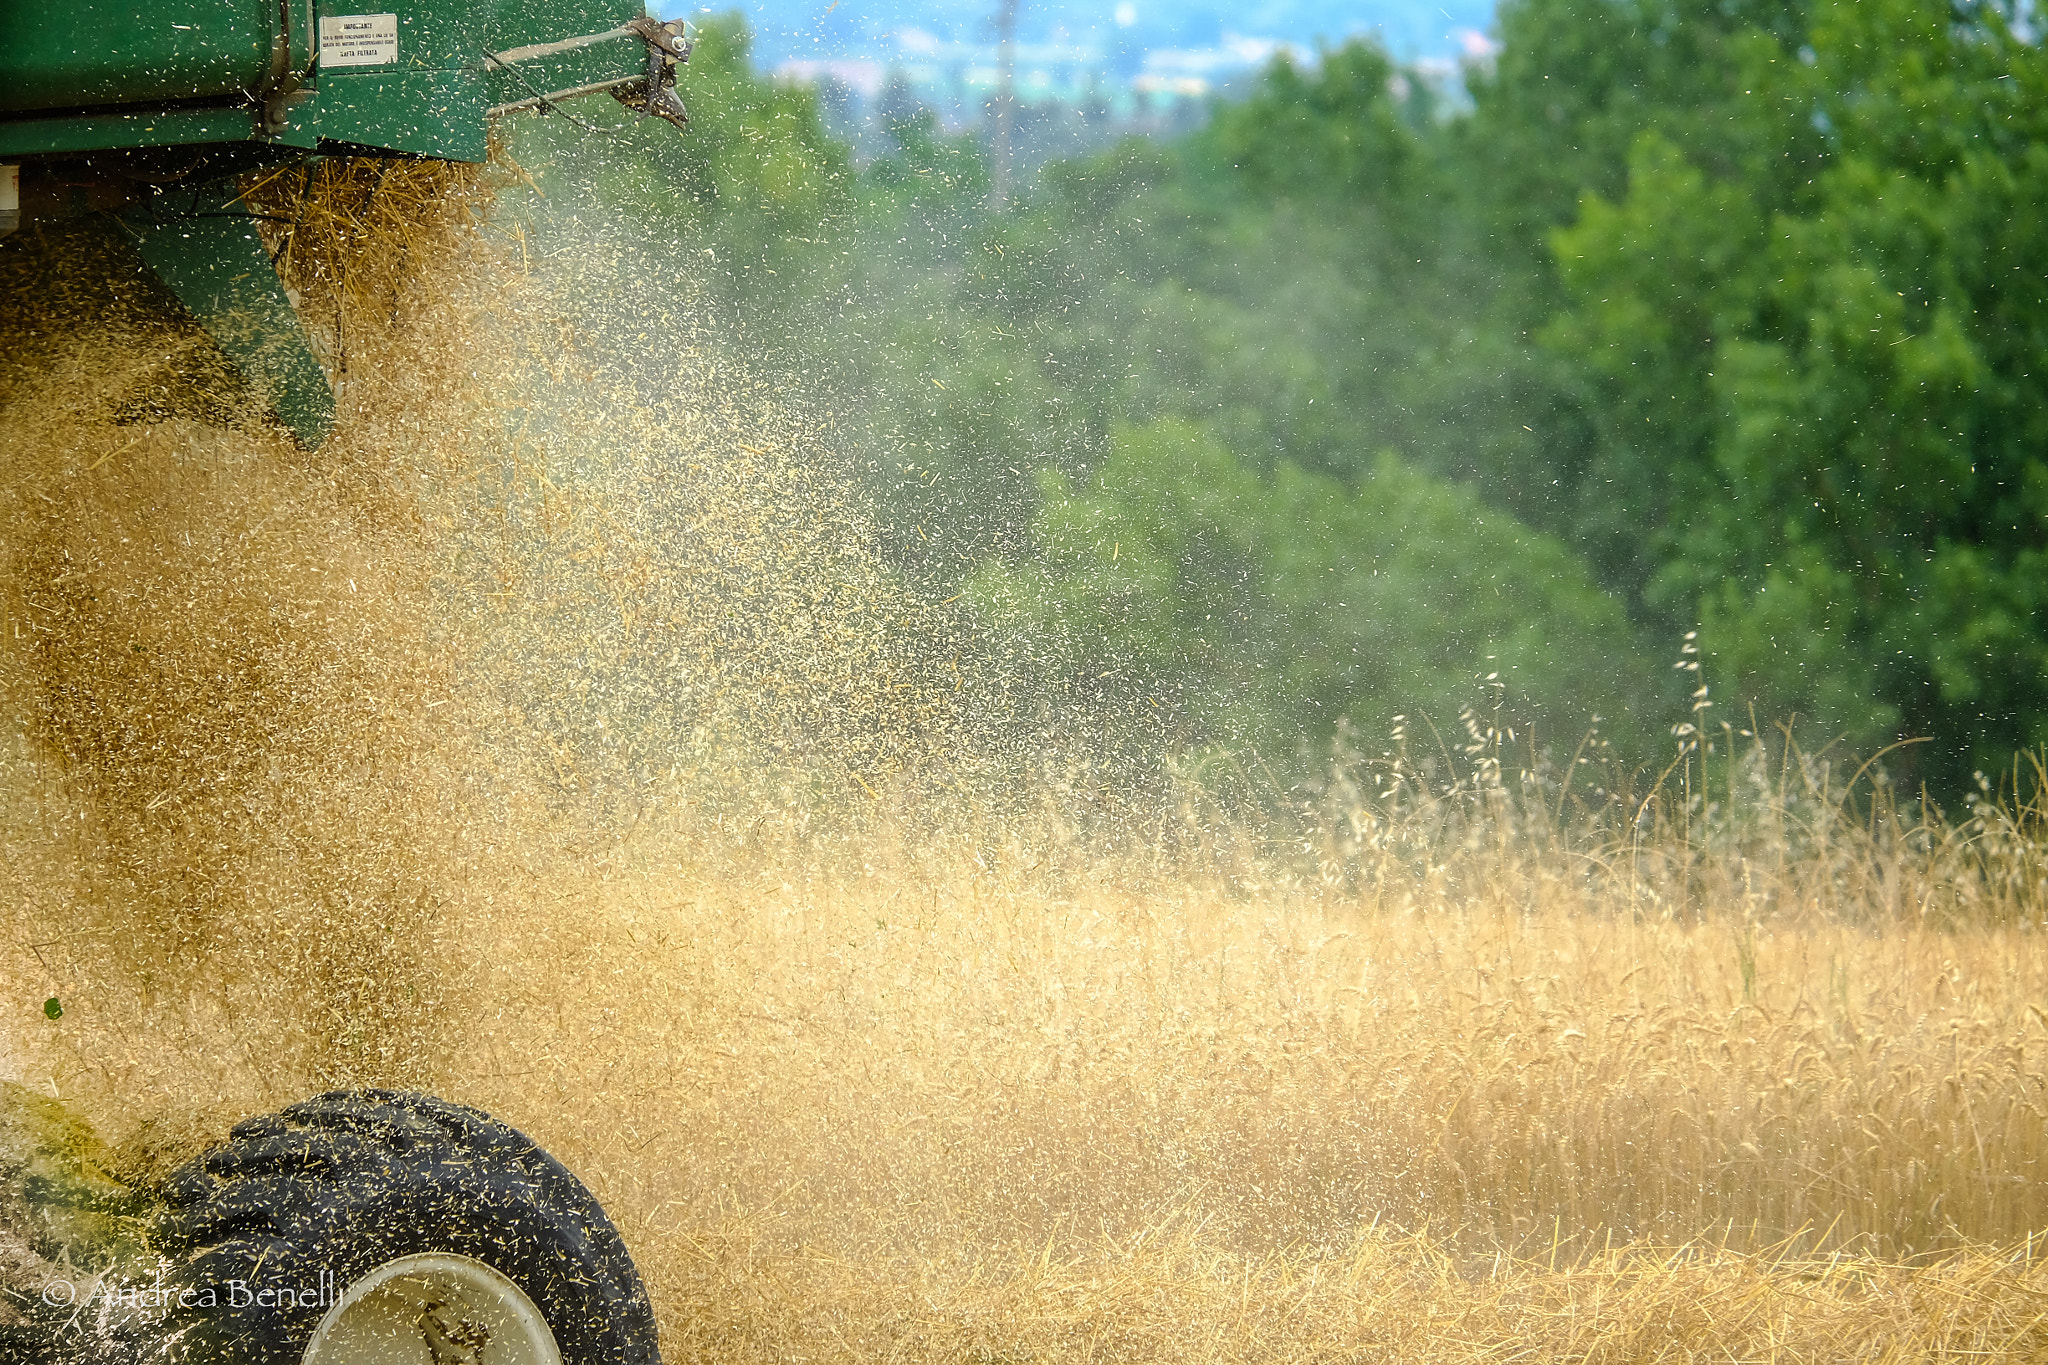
[254, 4, 317, 139]
[614, 18, 693, 130]
[116, 182, 335, 449]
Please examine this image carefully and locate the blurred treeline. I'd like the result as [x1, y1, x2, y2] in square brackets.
[510, 0, 2047, 788]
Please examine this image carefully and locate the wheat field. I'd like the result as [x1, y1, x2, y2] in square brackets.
[17, 735, 2048, 1361]
[3, 157, 2048, 1363]
[447, 756, 2048, 1364]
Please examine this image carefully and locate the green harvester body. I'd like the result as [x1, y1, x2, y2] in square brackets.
[0, 0, 689, 446]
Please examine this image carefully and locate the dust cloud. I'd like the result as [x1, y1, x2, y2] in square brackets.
[0, 153, 1190, 1267]
[0, 157, 999, 1123]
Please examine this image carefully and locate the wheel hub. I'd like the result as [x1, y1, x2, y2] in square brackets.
[301, 1252, 563, 1365]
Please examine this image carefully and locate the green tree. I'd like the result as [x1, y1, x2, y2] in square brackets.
[866, 106, 991, 206]
[1200, 41, 1414, 206]
[970, 419, 1650, 757]
[1550, 0, 2048, 772]
[1459, 0, 1815, 255]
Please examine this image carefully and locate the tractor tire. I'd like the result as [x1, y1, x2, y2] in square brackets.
[133, 1089, 659, 1365]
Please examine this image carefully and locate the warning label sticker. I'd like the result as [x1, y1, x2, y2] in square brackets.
[320, 14, 399, 67]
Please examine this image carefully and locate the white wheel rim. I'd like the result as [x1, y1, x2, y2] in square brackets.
[301, 1251, 564, 1365]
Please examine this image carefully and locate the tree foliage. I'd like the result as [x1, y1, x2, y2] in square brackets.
[971, 420, 1647, 754]
[515, 5, 2048, 787]
[1546, 0, 2048, 766]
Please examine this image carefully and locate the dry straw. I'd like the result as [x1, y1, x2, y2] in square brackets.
[3, 149, 2046, 1363]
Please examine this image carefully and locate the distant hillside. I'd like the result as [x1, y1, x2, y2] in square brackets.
[668, 1, 1498, 68]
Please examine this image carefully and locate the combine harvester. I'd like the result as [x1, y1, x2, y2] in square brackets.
[0, 0, 691, 447]
[0, 3, 688, 1362]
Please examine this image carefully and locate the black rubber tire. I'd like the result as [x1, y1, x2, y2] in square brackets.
[136, 1089, 660, 1365]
